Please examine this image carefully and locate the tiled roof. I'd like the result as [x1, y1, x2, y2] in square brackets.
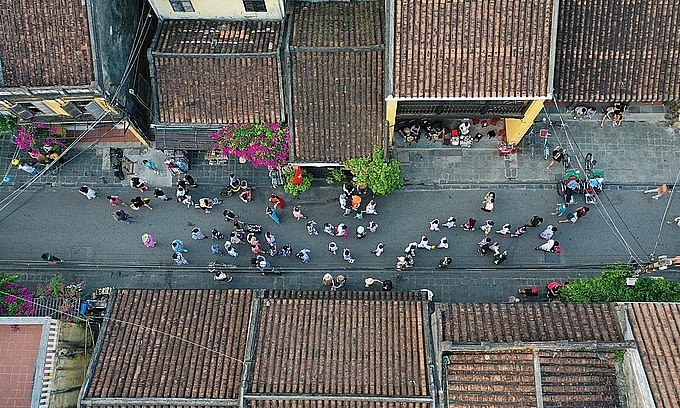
[247, 402, 429, 408]
[291, 1, 383, 47]
[249, 290, 431, 399]
[445, 350, 619, 408]
[156, 20, 281, 54]
[626, 302, 680, 408]
[290, 2, 384, 163]
[554, 1, 680, 102]
[0, 0, 94, 87]
[440, 303, 621, 343]
[84, 289, 253, 402]
[152, 20, 282, 125]
[393, 0, 555, 99]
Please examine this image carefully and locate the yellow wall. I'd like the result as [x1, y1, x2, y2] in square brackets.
[504, 100, 544, 144]
[150, 0, 284, 20]
[385, 98, 397, 146]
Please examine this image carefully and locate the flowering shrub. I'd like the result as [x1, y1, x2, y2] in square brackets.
[0, 275, 36, 316]
[15, 123, 65, 157]
[34, 273, 82, 320]
[211, 123, 290, 167]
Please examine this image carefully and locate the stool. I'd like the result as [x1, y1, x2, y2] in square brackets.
[490, 118, 499, 126]
[487, 130, 496, 138]
[481, 120, 488, 127]
[540, 129, 549, 138]
[499, 129, 506, 138]
[472, 118, 481, 125]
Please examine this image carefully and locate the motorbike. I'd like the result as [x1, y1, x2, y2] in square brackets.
[234, 219, 262, 234]
[110, 148, 126, 180]
[220, 179, 249, 197]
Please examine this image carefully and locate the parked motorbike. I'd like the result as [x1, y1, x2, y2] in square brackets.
[220, 179, 249, 197]
[110, 148, 126, 180]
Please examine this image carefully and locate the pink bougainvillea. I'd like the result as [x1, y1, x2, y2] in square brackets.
[211, 122, 290, 167]
[14, 123, 66, 154]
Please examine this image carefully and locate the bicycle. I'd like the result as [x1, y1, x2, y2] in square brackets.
[527, 128, 536, 159]
[208, 261, 235, 283]
[562, 152, 571, 170]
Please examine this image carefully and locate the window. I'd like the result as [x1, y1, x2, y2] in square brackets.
[243, 0, 266, 12]
[169, 0, 194, 12]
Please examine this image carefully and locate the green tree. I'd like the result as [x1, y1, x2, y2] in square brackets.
[0, 114, 17, 136]
[344, 147, 404, 196]
[560, 263, 680, 302]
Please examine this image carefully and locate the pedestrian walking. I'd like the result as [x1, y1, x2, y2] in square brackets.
[356, 225, 366, 239]
[268, 243, 278, 257]
[319, 223, 332, 235]
[510, 226, 527, 237]
[481, 192, 495, 212]
[461, 218, 476, 231]
[354, 211, 365, 220]
[335, 223, 348, 237]
[269, 193, 285, 209]
[546, 146, 565, 169]
[280, 244, 292, 257]
[130, 196, 153, 211]
[331, 274, 347, 291]
[180, 194, 194, 208]
[251, 242, 265, 254]
[130, 176, 149, 192]
[79, 185, 97, 199]
[153, 188, 172, 201]
[666, 216, 680, 227]
[141, 233, 156, 248]
[526, 216, 544, 227]
[436, 257, 453, 269]
[342, 248, 355, 264]
[339, 193, 351, 216]
[142, 159, 160, 174]
[328, 242, 338, 254]
[172, 252, 188, 265]
[41, 253, 62, 264]
[540, 225, 558, 240]
[496, 223, 511, 236]
[191, 227, 206, 240]
[404, 242, 417, 257]
[396, 255, 414, 270]
[171, 239, 187, 253]
[368, 221, 378, 233]
[551, 202, 569, 217]
[481, 220, 494, 235]
[224, 241, 238, 257]
[559, 206, 589, 224]
[493, 250, 508, 265]
[266, 206, 281, 224]
[229, 231, 242, 245]
[371, 242, 385, 256]
[643, 183, 671, 200]
[211, 229, 225, 240]
[264, 231, 276, 247]
[112, 209, 131, 224]
[477, 238, 492, 255]
[107, 195, 126, 207]
[417, 235, 435, 250]
[536, 239, 560, 252]
[429, 219, 440, 231]
[211, 243, 224, 256]
[437, 237, 449, 249]
[292, 205, 308, 220]
[296, 248, 311, 263]
[365, 200, 378, 215]
[443, 217, 456, 228]
[223, 208, 239, 222]
[306, 220, 319, 235]
[323, 273, 334, 286]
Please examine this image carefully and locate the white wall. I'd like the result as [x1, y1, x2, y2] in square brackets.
[149, 0, 285, 20]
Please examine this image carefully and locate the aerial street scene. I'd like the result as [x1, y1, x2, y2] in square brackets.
[0, 0, 679, 407]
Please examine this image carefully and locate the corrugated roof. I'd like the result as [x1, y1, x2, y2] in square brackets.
[152, 20, 282, 125]
[554, 1, 680, 102]
[627, 302, 680, 408]
[290, 1, 384, 163]
[441, 303, 622, 343]
[393, 0, 554, 98]
[249, 290, 431, 398]
[291, 1, 383, 48]
[84, 289, 253, 402]
[0, 0, 94, 87]
[156, 20, 281, 54]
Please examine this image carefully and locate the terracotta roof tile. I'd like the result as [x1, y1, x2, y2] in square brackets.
[0, 0, 94, 87]
[247, 402, 429, 408]
[84, 289, 253, 402]
[152, 20, 282, 125]
[291, 1, 383, 47]
[539, 351, 619, 407]
[156, 20, 281, 54]
[446, 351, 536, 407]
[250, 290, 430, 398]
[290, 2, 384, 163]
[441, 303, 621, 343]
[626, 302, 680, 408]
[394, 0, 554, 98]
[555, 1, 680, 102]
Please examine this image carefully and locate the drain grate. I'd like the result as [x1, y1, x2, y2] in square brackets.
[70, 247, 93, 261]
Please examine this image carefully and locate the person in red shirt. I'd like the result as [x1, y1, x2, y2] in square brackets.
[269, 193, 285, 209]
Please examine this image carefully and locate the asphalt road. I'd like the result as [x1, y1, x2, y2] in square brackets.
[1, 183, 678, 303]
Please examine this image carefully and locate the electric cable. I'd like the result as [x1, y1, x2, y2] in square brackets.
[651, 164, 680, 257]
